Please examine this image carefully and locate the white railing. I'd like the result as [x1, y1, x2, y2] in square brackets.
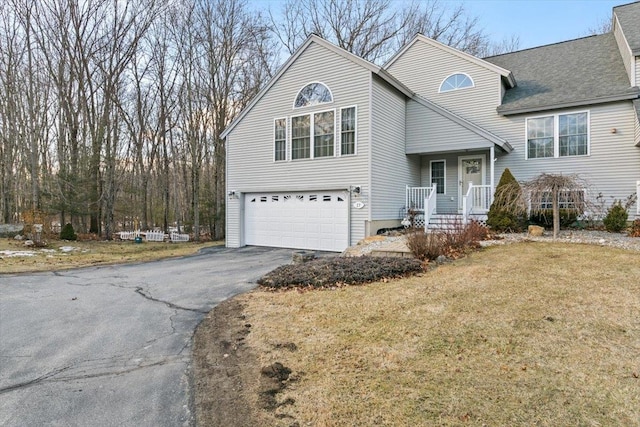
[462, 184, 492, 223]
[424, 183, 437, 231]
[637, 181, 640, 215]
[406, 185, 435, 213]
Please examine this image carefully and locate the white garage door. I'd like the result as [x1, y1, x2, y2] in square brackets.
[244, 191, 349, 252]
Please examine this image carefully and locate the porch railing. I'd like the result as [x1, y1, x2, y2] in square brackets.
[406, 185, 435, 213]
[424, 183, 437, 231]
[462, 183, 492, 223]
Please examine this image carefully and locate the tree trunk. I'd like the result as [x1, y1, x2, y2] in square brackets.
[552, 190, 560, 239]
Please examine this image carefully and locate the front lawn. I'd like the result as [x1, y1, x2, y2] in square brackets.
[0, 238, 221, 273]
[240, 242, 640, 426]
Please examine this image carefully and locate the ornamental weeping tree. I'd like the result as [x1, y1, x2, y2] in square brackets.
[523, 173, 588, 239]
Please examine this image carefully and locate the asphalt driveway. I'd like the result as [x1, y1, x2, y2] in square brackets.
[0, 246, 293, 426]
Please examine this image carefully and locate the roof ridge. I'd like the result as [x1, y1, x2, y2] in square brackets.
[484, 33, 610, 60]
[613, 0, 640, 10]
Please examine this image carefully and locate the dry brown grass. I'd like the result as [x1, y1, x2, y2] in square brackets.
[240, 242, 640, 426]
[0, 238, 221, 273]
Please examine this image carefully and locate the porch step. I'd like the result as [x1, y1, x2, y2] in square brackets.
[427, 214, 464, 231]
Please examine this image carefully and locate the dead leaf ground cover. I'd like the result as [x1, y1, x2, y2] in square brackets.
[0, 238, 221, 273]
[209, 242, 640, 426]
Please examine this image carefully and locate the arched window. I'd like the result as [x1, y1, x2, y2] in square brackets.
[439, 73, 474, 93]
[294, 82, 333, 108]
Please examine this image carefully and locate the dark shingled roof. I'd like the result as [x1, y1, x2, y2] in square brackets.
[614, 2, 640, 54]
[485, 33, 639, 115]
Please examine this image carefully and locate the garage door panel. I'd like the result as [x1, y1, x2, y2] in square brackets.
[244, 191, 349, 252]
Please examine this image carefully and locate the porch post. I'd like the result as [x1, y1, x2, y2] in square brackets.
[490, 146, 495, 203]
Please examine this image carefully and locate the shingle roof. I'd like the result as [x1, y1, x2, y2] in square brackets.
[614, 2, 640, 55]
[485, 33, 639, 115]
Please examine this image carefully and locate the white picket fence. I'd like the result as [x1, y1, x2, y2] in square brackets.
[118, 231, 140, 240]
[144, 231, 166, 242]
[170, 232, 189, 242]
[118, 230, 190, 243]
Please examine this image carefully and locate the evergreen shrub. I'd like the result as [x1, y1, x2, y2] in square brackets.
[603, 201, 628, 232]
[60, 223, 77, 241]
[486, 168, 525, 232]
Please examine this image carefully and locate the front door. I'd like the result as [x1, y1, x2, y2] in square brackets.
[458, 155, 485, 210]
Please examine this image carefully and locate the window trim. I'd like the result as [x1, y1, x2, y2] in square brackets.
[273, 117, 287, 162]
[290, 108, 337, 161]
[313, 109, 336, 158]
[438, 72, 475, 93]
[292, 81, 334, 109]
[273, 105, 356, 162]
[525, 110, 590, 160]
[430, 159, 446, 195]
[339, 105, 358, 156]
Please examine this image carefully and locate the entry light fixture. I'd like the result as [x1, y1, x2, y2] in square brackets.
[228, 190, 237, 198]
[351, 185, 361, 194]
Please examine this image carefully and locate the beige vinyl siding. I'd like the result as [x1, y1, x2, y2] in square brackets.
[406, 100, 494, 154]
[226, 42, 372, 247]
[636, 57, 640, 86]
[614, 15, 633, 84]
[370, 76, 419, 220]
[386, 39, 502, 127]
[492, 102, 640, 215]
[635, 109, 640, 147]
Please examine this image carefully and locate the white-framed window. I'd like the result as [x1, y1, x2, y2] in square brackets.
[439, 73, 474, 93]
[274, 118, 287, 162]
[291, 114, 311, 159]
[430, 160, 446, 194]
[340, 106, 356, 155]
[290, 109, 336, 160]
[274, 88, 355, 161]
[294, 82, 333, 108]
[313, 110, 335, 157]
[532, 190, 586, 210]
[526, 111, 589, 159]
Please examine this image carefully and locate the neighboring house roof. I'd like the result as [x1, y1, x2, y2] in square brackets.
[221, 34, 414, 139]
[383, 34, 516, 88]
[412, 95, 513, 153]
[614, 1, 640, 55]
[486, 33, 640, 116]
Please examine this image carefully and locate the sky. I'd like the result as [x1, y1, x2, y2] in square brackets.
[463, 0, 623, 50]
[251, 0, 627, 51]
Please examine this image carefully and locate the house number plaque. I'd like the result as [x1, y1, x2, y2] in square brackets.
[353, 201, 365, 209]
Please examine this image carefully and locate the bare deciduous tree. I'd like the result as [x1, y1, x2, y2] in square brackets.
[587, 15, 612, 36]
[271, 0, 518, 63]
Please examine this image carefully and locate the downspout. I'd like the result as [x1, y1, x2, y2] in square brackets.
[490, 145, 495, 204]
[367, 73, 373, 237]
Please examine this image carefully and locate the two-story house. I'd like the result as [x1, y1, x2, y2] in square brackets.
[222, 1, 640, 252]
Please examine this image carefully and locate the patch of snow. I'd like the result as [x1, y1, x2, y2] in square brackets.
[40, 249, 56, 253]
[0, 250, 36, 257]
[59, 246, 78, 253]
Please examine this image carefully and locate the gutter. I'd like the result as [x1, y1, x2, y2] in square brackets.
[497, 91, 640, 116]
